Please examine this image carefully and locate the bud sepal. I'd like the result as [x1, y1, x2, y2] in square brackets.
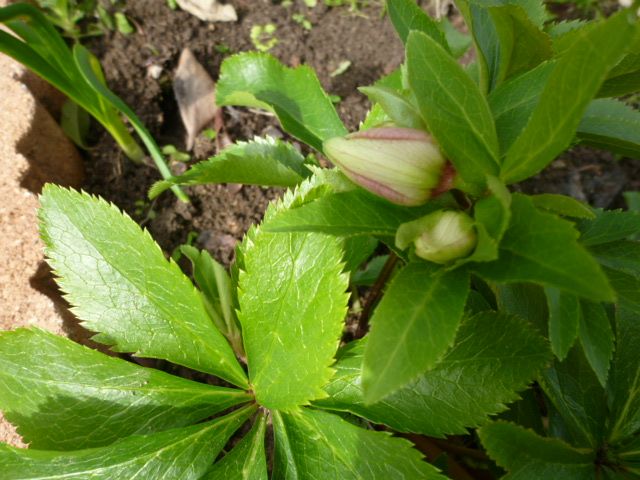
[396, 210, 477, 264]
[323, 127, 448, 206]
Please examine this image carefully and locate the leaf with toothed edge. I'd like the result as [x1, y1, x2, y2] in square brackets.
[149, 137, 309, 199]
[362, 262, 470, 404]
[237, 226, 349, 410]
[272, 408, 446, 479]
[0, 405, 256, 480]
[39, 185, 248, 388]
[479, 421, 596, 479]
[0, 328, 251, 451]
[236, 175, 350, 409]
[318, 312, 550, 437]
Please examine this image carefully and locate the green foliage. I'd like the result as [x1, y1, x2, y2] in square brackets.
[474, 194, 614, 302]
[216, 52, 346, 151]
[0, 406, 256, 479]
[319, 312, 550, 437]
[362, 262, 469, 403]
[39, 186, 247, 387]
[500, 10, 637, 183]
[272, 408, 445, 479]
[5, 0, 640, 477]
[237, 226, 349, 409]
[479, 421, 596, 479]
[204, 413, 268, 479]
[0, 328, 250, 450]
[406, 30, 500, 189]
[150, 137, 311, 198]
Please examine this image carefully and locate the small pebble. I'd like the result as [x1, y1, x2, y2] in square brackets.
[147, 64, 163, 79]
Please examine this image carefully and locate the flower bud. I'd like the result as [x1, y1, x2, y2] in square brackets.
[396, 210, 477, 264]
[323, 127, 446, 206]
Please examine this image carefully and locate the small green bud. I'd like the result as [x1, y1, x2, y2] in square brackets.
[396, 210, 477, 264]
[323, 127, 447, 206]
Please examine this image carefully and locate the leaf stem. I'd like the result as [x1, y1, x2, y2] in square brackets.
[102, 117, 145, 163]
[355, 252, 398, 338]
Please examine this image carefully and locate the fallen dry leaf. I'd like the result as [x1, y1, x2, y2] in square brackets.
[173, 48, 219, 150]
[176, 0, 237, 22]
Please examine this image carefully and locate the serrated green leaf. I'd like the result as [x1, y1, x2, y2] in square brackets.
[406, 30, 500, 188]
[479, 421, 595, 480]
[545, 287, 579, 360]
[318, 312, 550, 437]
[548, 19, 589, 39]
[0, 405, 256, 480]
[578, 301, 614, 387]
[589, 240, 640, 278]
[204, 413, 267, 480]
[539, 346, 607, 448]
[608, 307, 640, 443]
[577, 99, 640, 159]
[386, 0, 449, 51]
[500, 11, 636, 183]
[474, 194, 614, 302]
[0, 328, 250, 450]
[578, 209, 640, 247]
[605, 267, 640, 314]
[531, 194, 595, 219]
[496, 283, 548, 334]
[264, 189, 454, 237]
[39, 185, 247, 388]
[272, 408, 445, 479]
[216, 53, 346, 151]
[362, 262, 469, 403]
[149, 137, 308, 198]
[238, 229, 348, 409]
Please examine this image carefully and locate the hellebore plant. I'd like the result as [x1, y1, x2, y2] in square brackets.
[1, 0, 640, 478]
[146, 0, 640, 476]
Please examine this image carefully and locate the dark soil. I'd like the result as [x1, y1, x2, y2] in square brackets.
[84, 0, 404, 264]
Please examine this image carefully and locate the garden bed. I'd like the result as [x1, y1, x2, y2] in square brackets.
[83, 0, 406, 264]
[83, 0, 639, 264]
[2, 0, 640, 476]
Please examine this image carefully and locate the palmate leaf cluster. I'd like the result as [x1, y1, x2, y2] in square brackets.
[1, 0, 640, 478]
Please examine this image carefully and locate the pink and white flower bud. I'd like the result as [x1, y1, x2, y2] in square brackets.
[323, 127, 447, 206]
[396, 210, 477, 264]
